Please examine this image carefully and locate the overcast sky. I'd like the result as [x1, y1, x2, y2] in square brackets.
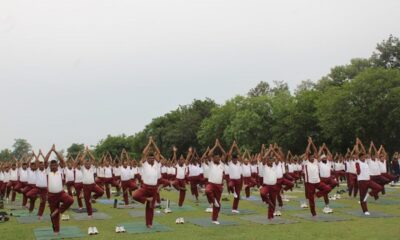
[1, 0, 399, 151]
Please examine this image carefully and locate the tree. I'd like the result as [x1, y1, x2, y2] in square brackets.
[0, 149, 12, 161]
[67, 143, 85, 159]
[371, 35, 400, 69]
[12, 139, 32, 159]
[248, 81, 270, 97]
[95, 135, 136, 160]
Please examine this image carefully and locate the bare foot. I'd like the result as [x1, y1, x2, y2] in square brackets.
[54, 232, 59, 236]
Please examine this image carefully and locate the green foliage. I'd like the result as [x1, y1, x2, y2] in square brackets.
[66, 143, 85, 159]
[371, 34, 400, 69]
[12, 138, 32, 159]
[0, 148, 13, 161]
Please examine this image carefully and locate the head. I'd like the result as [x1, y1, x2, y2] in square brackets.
[212, 154, 221, 164]
[84, 160, 91, 169]
[50, 160, 58, 172]
[38, 161, 45, 170]
[359, 153, 366, 161]
[232, 154, 238, 164]
[147, 153, 155, 165]
[22, 162, 27, 170]
[122, 160, 128, 168]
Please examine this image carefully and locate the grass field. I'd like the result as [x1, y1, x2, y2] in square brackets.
[1, 183, 400, 240]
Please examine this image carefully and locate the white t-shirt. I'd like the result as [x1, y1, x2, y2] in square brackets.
[241, 164, 251, 177]
[120, 167, 132, 181]
[48, 170, 64, 193]
[305, 161, 320, 184]
[357, 161, 370, 181]
[367, 159, 381, 176]
[82, 167, 95, 184]
[228, 162, 242, 179]
[36, 169, 48, 188]
[208, 162, 224, 184]
[141, 161, 160, 185]
[319, 162, 331, 178]
[262, 165, 277, 185]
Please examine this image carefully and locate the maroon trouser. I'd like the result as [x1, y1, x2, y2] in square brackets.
[276, 178, 294, 207]
[7, 181, 18, 201]
[14, 181, 28, 206]
[121, 180, 137, 205]
[188, 176, 202, 199]
[224, 175, 230, 193]
[74, 182, 83, 208]
[103, 177, 118, 199]
[320, 177, 337, 205]
[358, 180, 383, 212]
[0, 181, 4, 197]
[65, 181, 74, 197]
[228, 178, 242, 210]
[370, 175, 390, 195]
[21, 184, 35, 209]
[334, 170, 346, 182]
[156, 178, 171, 204]
[83, 183, 104, 216]
[26, 187, 47, 215]
[260, 184, 278, 219]
[305, 182, 331, 216]
[172, 179, 187, 206]
[48, 191, 74, 233]
[132, 184, 158, 227]
[243, 176, 257, 198]
[205, 183, 223, 221]
[347, 173, 358, 197]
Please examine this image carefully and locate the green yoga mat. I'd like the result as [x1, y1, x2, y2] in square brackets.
[344, 210, 396, 218]
[72, 212, 110, 221]
[129, 210, 164, 218]
[220, 208, 257, 215]
[70, 208, 97, 213]
[10, 209, 37, 217]
[17, 215, 50, 224]
[292, 213, 350, 222]
[118, 222, 172, 234]
[369, 199, 400, 205]
[34, 226, 85, 240]
[187, 218, 239, 227]
[240, 215, 298, 225]
[169, 205, 196, 211]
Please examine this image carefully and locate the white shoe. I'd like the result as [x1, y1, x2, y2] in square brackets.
[322, 207, 330, 214]
[233, 192, 238, 199]
[88, 227, 94, 235]
[205, 207, 213, 213]
[276, 210, 282, 216]
[364, 211, 370, 216]
[336, 194, 341, 199]
[164, 208, 172, 213]
[180, 217, 184, 224]
[282, 196, 290, 202]
[175, 218, 180, 224]
[120, 226, 126, 233]
[115, 226, 120, 233]
[212, 221, 220, 225]
[327, 207, 333, 213]
[300, 202, 308, 208]
[214, 199, 220, 208]
[93, 227, 98, 234]
[231, 209, 240, 214]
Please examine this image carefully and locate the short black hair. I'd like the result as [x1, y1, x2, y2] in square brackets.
[50, 160, 58, 164]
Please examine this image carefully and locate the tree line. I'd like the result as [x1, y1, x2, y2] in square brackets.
[1, 35, 399, 160]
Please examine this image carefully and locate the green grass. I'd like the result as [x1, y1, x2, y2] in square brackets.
[1, 184, 400, 240]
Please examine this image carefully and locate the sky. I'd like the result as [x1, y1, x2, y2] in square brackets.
[1, 0, 399, 151]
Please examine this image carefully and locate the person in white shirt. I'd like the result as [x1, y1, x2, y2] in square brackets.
[355, 151, 383, 215]
[204, 139, 225, 225]
[172, 156, 188, 207]
[26, 151, 49, 218]
[46, 145, 74, 236]
[304, 138, 332, 217]
[132, 151, 160, 228]
[187, 156, 203, 202]
[318, 153, 337, 214]
[120, 159, 138, 206]
[7, 161, 19, 203]
[73, 160, 84, 210]
[333, 156, 346, 183]
[242, 157, 257, 198]
[227, 153, 242, 213]
[14, 161, 29, 206]
[260, 154, 278, 220]
[346, 155, 359, 198]
[81, 148, 105, 217]
[63, 161, 75, 197]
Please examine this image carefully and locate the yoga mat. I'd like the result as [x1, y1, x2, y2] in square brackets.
[344, 210, 396, 218]
[187, 218, 239, 227]
[241, 196, 261, 201]
[17, 215, 50, 224]
[240, 215, 298, 225]
[119, 222, 172, 234]
[72, 212, 110, 221]
[292, 213, 350, 222]
[34, 226, 84, 240]
[128, 210, 164, 218]
[10, 209, 37, 217]
[220, 208, 257, 215]
[169, 205, 196, 211]
[70, 208, 97, 213]
[369, 199, 400, 205]
[97, 199, 115, 204]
